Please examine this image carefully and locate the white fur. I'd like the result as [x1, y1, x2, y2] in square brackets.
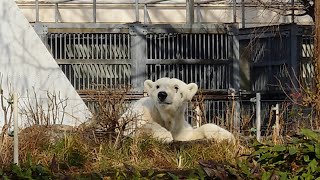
[119, 77, 235, 143]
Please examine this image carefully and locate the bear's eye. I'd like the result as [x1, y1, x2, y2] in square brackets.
[156, 85, 160, 89]
[174, 86, 179, 93]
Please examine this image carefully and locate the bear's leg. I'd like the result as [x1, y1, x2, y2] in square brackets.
[140, 122, 173, 143]
[194, 124, 235, 144]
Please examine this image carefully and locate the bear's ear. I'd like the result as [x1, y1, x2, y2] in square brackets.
[144, 80, 154, 95]
[186, 83, 198, 101]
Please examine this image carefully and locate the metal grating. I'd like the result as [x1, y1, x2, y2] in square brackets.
[300, 35, 315, 88]
[146, 33, 230, 60]
[252, 64, 289, 91]
[59, 64, 131, 90]
[146, 64, 231, 90]
[48, 33, 131, 60]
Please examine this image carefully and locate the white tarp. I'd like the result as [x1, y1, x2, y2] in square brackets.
[0, 0, 91, 129]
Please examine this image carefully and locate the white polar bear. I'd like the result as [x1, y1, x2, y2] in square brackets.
[120, 77, 235, 143]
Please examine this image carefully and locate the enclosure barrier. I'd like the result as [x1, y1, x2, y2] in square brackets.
[33, 22, 314, 134]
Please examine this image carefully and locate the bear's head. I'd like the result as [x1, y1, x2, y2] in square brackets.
[144, 78, 198, 112]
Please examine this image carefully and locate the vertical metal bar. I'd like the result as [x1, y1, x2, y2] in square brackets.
[35, 0, 39, 22]
[101, 34, 103, 59]
[200, 33, 203, 59]
[135, 0, 139, 22]
[173, 34, 176, 59]
[225, 34, 228, 59]
[186, 0, 194, 24]
[55, 34, 58, 59]
[165, 34, 167, 59]
[144, 4, 148, 24]
[109, 34, 112, 59]
[86, 34, 89, 60]
[155, 34, 158, 59]
[291, 0, 294, 23]
[159, 34, 162, 59]
[212, 34, 215, 59]
[241, 0, 245, 28]
[127, 34, 131, 59]
[196, 3, 201, 24]
[55, 3, 59, 23]
[64, 34, 66, 59]
[68, 34, 71, 60]
[13, 92, 19, 165]
[204, 34, 207, 59]
[73, 34, 76, 60]
[186, 34, 189, 59]
[190, 34, 193, 59]
[233, 0, 236, 23]
[59, 34, 62, 59]
[149, 35, 152, 59]
[168, 34, 171, 59]
[256, 93, 261, 142]
[106, 34, 109, 59]
[93, 0, 97, 23]
[181, 34, 185, 59]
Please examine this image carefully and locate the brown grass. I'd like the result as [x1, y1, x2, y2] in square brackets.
[0, 125, 249, 174]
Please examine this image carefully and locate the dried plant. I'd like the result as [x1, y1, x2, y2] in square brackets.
[20, 88, 68, 126]
[0, 75, 13, 156]
[83, 85, 141, 147]
[192, 89, 206, 127]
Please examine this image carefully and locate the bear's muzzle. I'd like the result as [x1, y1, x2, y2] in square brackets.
[158, 91, 168, 102]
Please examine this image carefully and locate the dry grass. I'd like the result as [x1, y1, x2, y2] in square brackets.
[0, 125, 249, 174]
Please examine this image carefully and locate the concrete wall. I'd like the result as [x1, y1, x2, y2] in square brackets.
[0, 0, 91, 129]
[15, 0, 314, 27]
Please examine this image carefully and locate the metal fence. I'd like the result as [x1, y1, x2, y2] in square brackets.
[238, 24, 314, 92]
[34, 22, 315, 134]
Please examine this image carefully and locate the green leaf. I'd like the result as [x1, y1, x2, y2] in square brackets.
[259, 152, 273, 161]
[289, 146, 298, 155]
[276, 171, 289, 180]
[308, 159, 318, 173]
[272, 145, 286, 152]
[315, 144, 320, 159]
[155, 173, 166, 178]
[301, 129, 320, 142]
[167, 172, 179, 180]
[147, 169, 154, 177]
[262, 171, 272, 180]
[304, 144, 315, 152]
[304, 155, 310, 162]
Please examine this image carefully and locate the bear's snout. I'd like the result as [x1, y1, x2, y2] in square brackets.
[158, 91, 167, 102]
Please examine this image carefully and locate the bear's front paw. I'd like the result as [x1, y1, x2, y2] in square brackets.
[153, 131, 173, 143]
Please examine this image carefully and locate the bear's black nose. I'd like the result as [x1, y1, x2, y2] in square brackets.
[158, 91, 167, 102]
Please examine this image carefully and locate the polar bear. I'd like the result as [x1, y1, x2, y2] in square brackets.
[119, 77, 235, 143]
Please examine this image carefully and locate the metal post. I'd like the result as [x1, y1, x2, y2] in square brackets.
[241, 0, 245, 28]
[231, 25, 240, 130]
[135, 0, 139, 22]
[130, 24, 146, 92]
[55, 3, 59, 23]
[291, 0, 295, 23]
[186, 0, 194, 24]
[35, 0, 39, 22]
[196, 3, 201, 24]
[273, 104, 280, 138]
[144, 4, 148, 24]
[93, 0, 97, 23]
[13, 92, 19, 165]
[233, 0, 236, 23]
[256, 93, 261, 142]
